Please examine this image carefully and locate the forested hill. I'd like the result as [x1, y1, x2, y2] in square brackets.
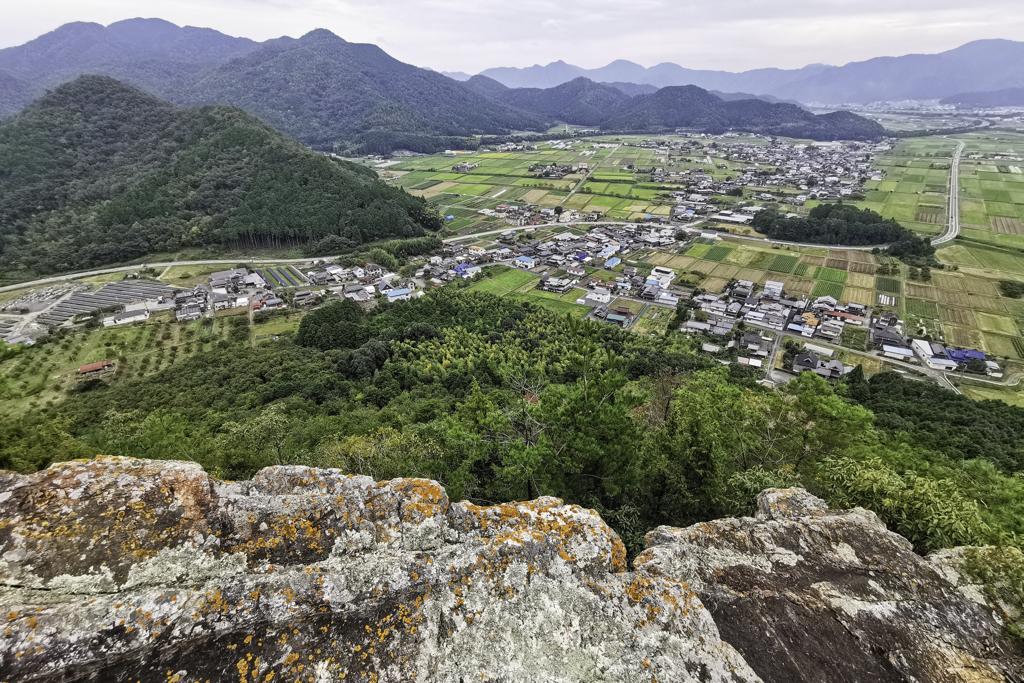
[0, 76, 440, 279]
[467, 76, 632, 127]
[601, 86, 886, 141]
[179, 29, 550, 152]
[465, 77, 884, 140]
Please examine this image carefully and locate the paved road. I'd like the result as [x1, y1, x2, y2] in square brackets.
[934, 140, 965, 246]
[444, 221, 882, 252]
[0, 256, 332, 295]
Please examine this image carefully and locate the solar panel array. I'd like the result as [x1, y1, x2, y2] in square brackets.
[36, 280, 177, 327]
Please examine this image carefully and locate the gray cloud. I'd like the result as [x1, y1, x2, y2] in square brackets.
[1, 0, 1022, 73]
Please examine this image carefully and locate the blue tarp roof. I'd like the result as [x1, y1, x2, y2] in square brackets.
[445, 215, 455, 220]
[946, 348, 986, 362]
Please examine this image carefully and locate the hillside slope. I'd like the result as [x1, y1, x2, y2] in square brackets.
[0, 76, 439, 278]
[470, 77, 632, 126]
[0, 18, 259, 114]
[601, 85, 885, 140]
[940, 87, 1024, 107]
[179, 29, 550, 151]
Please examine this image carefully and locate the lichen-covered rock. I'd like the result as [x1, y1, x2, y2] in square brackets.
[637, 488, 1023, 683]
[0, 458, 757, 682]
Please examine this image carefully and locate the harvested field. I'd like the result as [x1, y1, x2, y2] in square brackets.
[991, 216, 1024, 235]
[801, 256, 826, 268]
[646, 253, 696, 270]
[736, 268, 768, 283]
[942, 325, 984, 349]
[906, 283, 937, 299]
[711, 263, 741, 278]
[930, 272, 964, 290]
[983, 333, 1024, 359]
[701, 277, 729, 292]
[849, 262, 876, 274]
[969, 295, 1009, 312]
[846, 251, 876, 264]
[520, 189, 548, 203]
[825, 259, 850, 271]
[977, 312, 1020, 336]
[783, 277, 815, 294]
[962, 278, 1000, 296]
[939, 306, 976, 326]
[847, 272, 875, 289]
[915, 212, 945, 224]
[906, 299, 939, 318]
[842, 287, 875, 306]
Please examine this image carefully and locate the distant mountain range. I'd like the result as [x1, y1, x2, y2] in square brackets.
[940, 88, 1024, 107]
[0, 75, 439, 278]
[462, 76, 883, 140]
[0, 18, 888, 151]
[0, 20, 548, 151]
[473, 40, 1024, 104]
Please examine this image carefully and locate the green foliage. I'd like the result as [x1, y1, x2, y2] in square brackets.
[752, 202, 935, 259]
[960, 547, 1024, 646]
[818, 448, 992, 552]
[0, 76, 441, 279]
[999, 280, 1024, 299]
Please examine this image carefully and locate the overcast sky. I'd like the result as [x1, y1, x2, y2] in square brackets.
[3, 0, 1023, 73]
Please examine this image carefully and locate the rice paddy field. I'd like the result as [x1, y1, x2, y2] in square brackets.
[382, 138, 686, 233]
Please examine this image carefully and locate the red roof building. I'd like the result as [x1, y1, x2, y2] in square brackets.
[78, 360, 114, 374]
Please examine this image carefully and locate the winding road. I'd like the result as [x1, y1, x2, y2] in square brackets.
[933, 140, 965, 246]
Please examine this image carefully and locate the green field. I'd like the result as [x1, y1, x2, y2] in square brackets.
[876, 277, 902, 294]
[767, 254, 800, 274]
[816, 267, 849, 284]
[704, 246, 734, 262]
[812, 281, 845, 299]
[685, 244, 711, 258]
[793, 263, 810, 277]
[905, 299, 939, 318]
[469, 268, 539, 296]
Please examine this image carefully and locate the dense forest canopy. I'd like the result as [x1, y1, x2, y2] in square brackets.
[4, 288, 1024, 572]
[0, 76, 441, 279]
[751, 203, 936, 258]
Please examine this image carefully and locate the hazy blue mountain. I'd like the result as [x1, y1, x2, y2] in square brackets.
[464, 76, 881, 139]
[774, 40, 1024, 103]
[0, 18, 259, 111]
[476, 40, 1024, 104]
[463, 74, 510, 96]
[602, 82, 659, 97]
[601, 85, 885, 140]
[479, 60, 830, 94]
[440, 71, 472, 81]
[940, 87, 1024, 107]
[0, 70, 33, 118]
[466, 77, 630, 126]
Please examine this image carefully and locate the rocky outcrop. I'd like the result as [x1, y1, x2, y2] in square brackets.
[0, 459, 1019, 682]
[0, 457, 756, 682]
[637, 488, 1023, 683]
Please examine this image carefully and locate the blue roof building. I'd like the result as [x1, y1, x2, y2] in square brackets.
[946, 348, 986, 362]
[605, 257, 621, 268]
